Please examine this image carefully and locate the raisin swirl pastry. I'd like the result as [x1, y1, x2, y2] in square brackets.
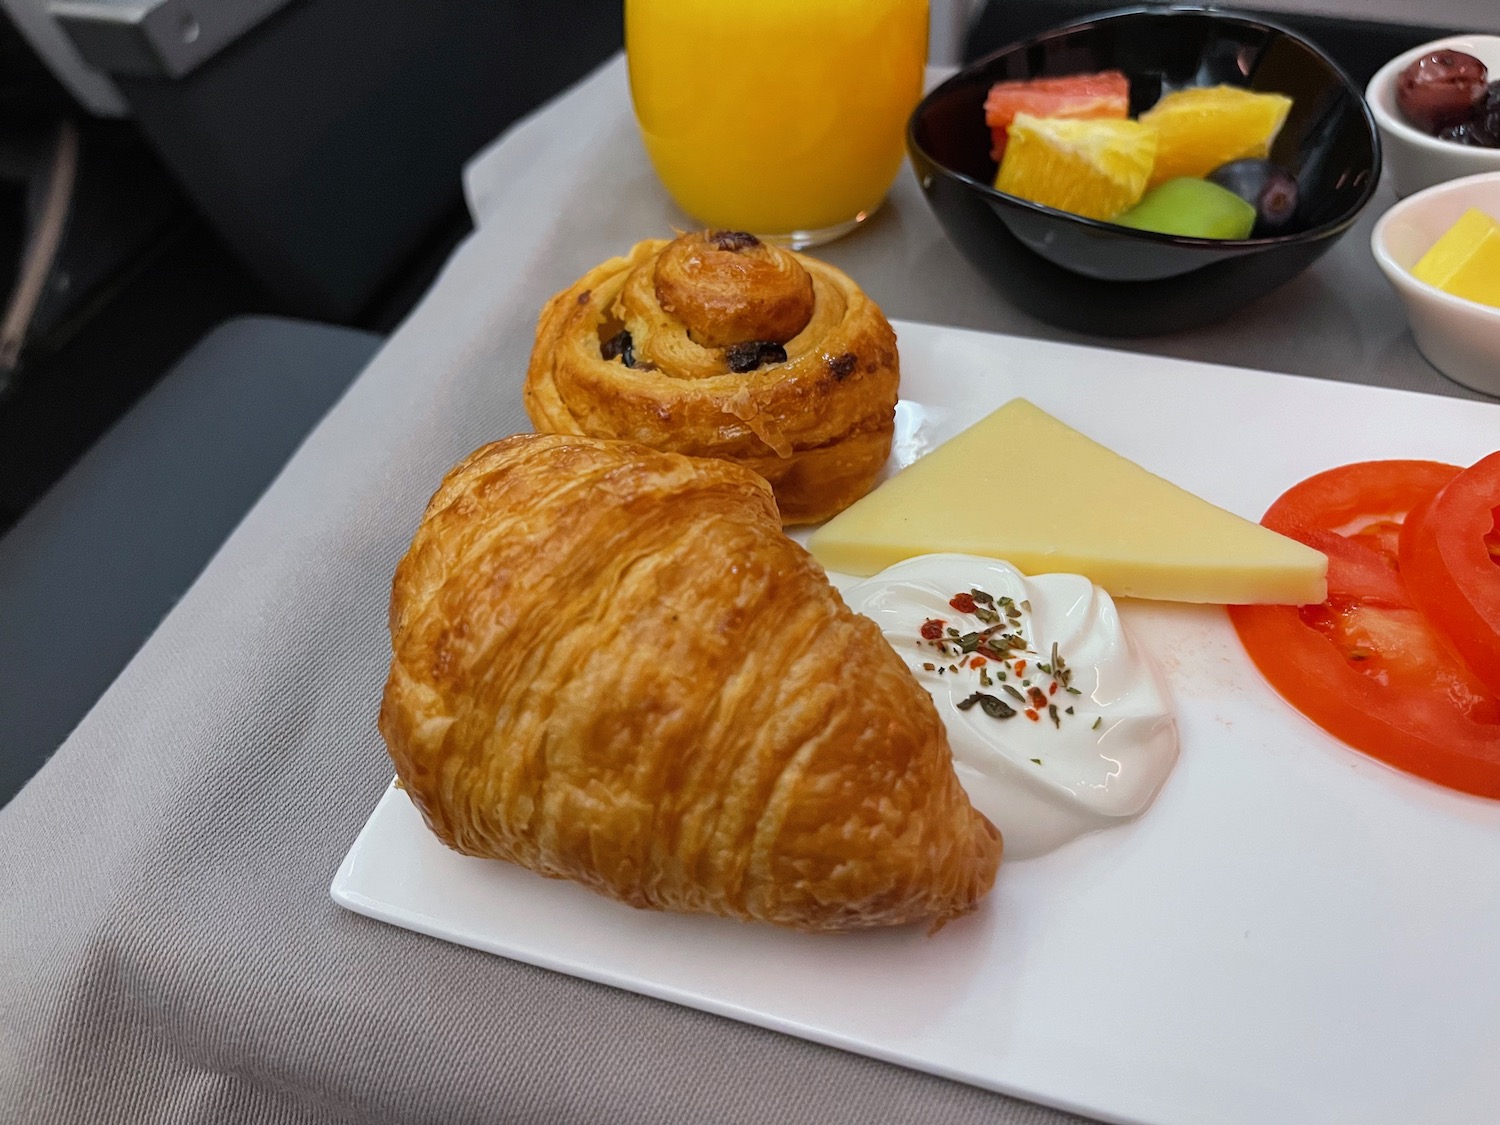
[379, 433, 1001, 932]
[524, 231, 899, 525]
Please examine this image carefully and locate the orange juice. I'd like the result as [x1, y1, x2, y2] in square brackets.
[626, 0, 929, 240]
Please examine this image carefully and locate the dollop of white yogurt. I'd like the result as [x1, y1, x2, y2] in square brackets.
[841, 554, 1178, 859]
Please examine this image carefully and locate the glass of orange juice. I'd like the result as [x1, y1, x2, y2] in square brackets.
[626, 0, 930, 247]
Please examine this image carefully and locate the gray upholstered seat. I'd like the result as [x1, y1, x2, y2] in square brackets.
[0, 316, 381, 805]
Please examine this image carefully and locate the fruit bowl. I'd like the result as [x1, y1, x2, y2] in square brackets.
[1367, 35, 1500, 200]
[907, 6, 1381, 336]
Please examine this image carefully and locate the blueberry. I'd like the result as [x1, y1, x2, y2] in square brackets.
[1206, 159, 1300, 235]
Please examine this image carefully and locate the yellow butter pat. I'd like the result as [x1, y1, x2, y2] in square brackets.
[1411, 208, 1500, 309]
[807, 398, 1328, 605]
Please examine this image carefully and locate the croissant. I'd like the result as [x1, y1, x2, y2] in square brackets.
[524, 231, 900, 526]
[378, 433, 1001, 932]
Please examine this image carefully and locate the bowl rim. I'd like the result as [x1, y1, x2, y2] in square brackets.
[1370, 169, 1500, 327]
[1365, 33, 1500, 162]
[908, 3, 1383, 250]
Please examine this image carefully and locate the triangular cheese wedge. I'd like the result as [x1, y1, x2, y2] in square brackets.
[808, 398, 1326, 604]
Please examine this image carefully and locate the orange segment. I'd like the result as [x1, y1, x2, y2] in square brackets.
[1140, 86, 1293, 186]
[994, 114, 1157, 221]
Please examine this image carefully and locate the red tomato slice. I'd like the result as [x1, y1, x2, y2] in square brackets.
[1399, 450, 1500, 695]
[1260, 459, 1460, 534]
[1262, 459, 1459, 605]
[1228, 460, 1500, 799]
[1296, 528, 1406, 606]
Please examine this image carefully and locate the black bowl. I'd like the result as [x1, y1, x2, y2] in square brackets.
[907, 5, 1381, 336]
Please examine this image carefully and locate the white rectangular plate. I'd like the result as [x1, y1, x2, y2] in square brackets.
[334, 321, 1500, 1125]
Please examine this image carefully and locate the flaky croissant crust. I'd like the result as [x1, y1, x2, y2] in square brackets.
[524, 233, 900, 525]
[379, 434, 1001, 932]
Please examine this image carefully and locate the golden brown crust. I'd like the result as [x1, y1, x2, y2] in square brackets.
[379, 434, 1001, 932]
[653, 230, 815, 347]
[524, 233, 899, 526]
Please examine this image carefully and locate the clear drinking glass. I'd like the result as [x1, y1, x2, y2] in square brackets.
[625, 0, 930, 247]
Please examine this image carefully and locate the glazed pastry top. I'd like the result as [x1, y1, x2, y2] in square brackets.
[524, 231, 899, 525]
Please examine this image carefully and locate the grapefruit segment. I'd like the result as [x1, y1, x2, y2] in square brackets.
[984, 71, 1130, 161]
